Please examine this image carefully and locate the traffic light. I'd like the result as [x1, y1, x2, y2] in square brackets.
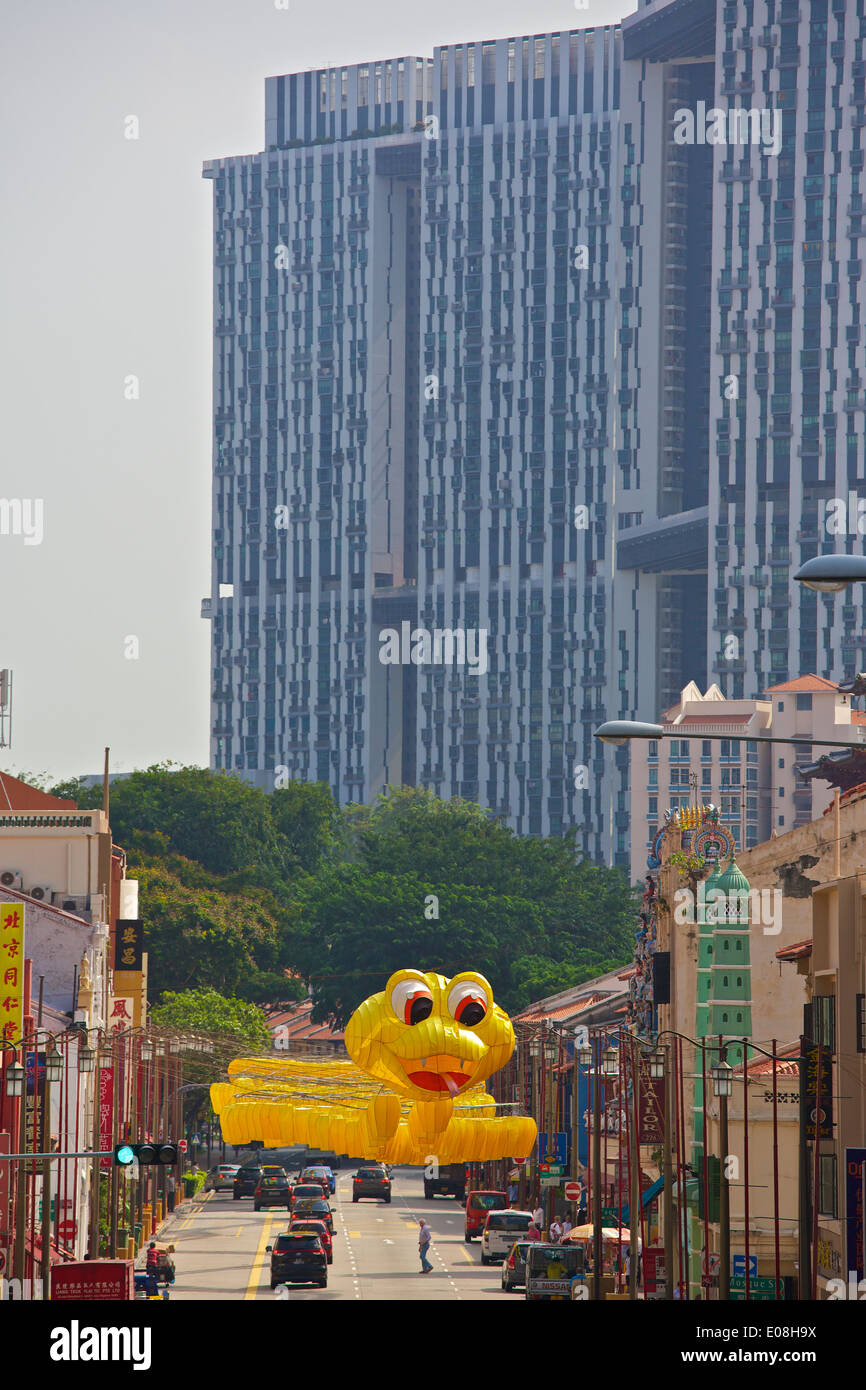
[113, 1142, 179, 1166]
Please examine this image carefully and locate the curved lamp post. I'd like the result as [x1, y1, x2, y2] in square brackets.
[793, 554, 866, 593]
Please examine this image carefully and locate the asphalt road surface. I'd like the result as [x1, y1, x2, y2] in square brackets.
[162, 1166, 515, 1301]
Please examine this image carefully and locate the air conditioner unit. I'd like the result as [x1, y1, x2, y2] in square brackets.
[0, 870, 22, 889]
[59, 895, 89, 915]
[28, 884, 53, 902]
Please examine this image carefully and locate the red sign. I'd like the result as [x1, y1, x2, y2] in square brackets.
[643, 1246, 666, 1300]
[58, 1218, 77, 1242]
[51, 1258, 133, 1301]
[564, 1181, 582, 1201]
[99, 1068, 114, 1170]
[179, 1139, 188, 1152]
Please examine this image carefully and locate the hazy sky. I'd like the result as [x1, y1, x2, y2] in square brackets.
[0, 0, 632, 785]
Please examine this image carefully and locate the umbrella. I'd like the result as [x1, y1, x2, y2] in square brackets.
[564, 1224, 641, 1248]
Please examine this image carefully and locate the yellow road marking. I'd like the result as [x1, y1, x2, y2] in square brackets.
[348, 1230, 362, 1237]
[245, 1216, 277, 1300]
[235, 1227, 243, 1237]
[460, 1248, 475, 1264]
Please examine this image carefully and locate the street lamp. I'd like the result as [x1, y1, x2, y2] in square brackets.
[44, 1048, 64, 1084]
[78, 1044, 95, 1075]
[5, 1062, 24, 1097]
[595, 719, 866, 753]
[603, 1047, 618, 1077]
[793, 554, 866, 593]
[711, 1055, 733, 1302]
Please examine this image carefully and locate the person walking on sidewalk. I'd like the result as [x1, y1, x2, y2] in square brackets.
[418, 1219, 434, 1274]
[145, 1242, 160, 1297]
[166, 1171, 177, 1214]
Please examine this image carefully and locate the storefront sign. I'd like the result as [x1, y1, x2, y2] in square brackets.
[846, 1148, 866, 1284]
[114, 919, 143, 972]
[0, 904, 24, 1043]
[51, 1258, 133, 1301]
[803, 1041, 833, 1140]
[24, 1052, 46, 1174]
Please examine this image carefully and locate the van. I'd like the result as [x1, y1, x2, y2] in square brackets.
[464, 1190, 508, 1241]
[481, 1210, 533, 1264]
[524, 1242, 585, 1301]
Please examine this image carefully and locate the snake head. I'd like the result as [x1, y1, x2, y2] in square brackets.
[345, 969, 515, 1101]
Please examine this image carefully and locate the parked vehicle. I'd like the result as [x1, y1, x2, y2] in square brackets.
[254, 1174, 292, 1211]
[204, 1164, 240, 1192]
[524, 1242, 584, 1301]
[481, 1211, 533, 1264]
[424, 1162, 466, 1202]
[266, 1232, 328, 1289]
[353, 1166, 392, 1203]
[500, 1241, 532, 1292]
[464, 1190, 508, 1241]
[291, 1196, 335, 1233]
[233, 1165, 262, 1199]
[289, 1216, 333, 1263]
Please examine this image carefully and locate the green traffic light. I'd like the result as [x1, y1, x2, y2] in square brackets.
[115, 1143, 136, 1166]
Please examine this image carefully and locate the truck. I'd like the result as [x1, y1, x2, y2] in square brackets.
[524, 1243, 585, 1302]
[424, 1162, 467, 1201]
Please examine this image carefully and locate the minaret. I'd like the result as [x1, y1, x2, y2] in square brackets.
[707, 857, 753, 1070]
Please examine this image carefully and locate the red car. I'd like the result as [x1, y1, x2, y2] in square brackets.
[290, 1216, 333, 1264]
[464, 1190, 508, 1241]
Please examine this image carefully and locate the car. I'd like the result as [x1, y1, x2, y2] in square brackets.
[260, 1164, 289, 1179]
[300, 1165, 335, 1195]
[233, 1165, 262, 1199]
[289, 1216, 333, 1263]
[291, 1182, 330, 1206]
[424, 1162, 466, 1201]
[254, 1174, 292, 1211]
[525, 1242, 584, 1301]
[204, 1163, 240, 1192]
[290, 1197, 335, 1233]
[501, 1240, 532, 1292]
[353, 1166, 392, 1203]
[481, 1211, 534, 1265]
[464, 1190, 508, 1241]
[266, 1231, 328, 1289]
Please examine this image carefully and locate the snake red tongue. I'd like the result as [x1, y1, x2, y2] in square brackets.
[443, 1074, 459, 1097]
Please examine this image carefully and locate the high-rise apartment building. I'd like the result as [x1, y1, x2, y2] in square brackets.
[202, 29, 623, 858]
[203, 0, 866, 869]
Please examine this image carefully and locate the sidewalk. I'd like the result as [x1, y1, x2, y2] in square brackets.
[133, 1191, 211, 1268]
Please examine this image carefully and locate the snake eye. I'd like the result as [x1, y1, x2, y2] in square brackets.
[447, 980, 489, 1028]
[390, 978, 434, 1026]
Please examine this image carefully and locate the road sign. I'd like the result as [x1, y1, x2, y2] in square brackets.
[701, 1274, 716, 1289]
[733, 1254, 758, 1278]
[701, 1249, 721, 1276]
[564, 1181, 582, 1201]
[58, 1219, 77, 1242]
[601, 1206, 622, 1223]
[538, 1131, 568, 1166]
[192, 1133, 201, 1145]
[540, 1176, 561, 1188]
[178, 1139, 188, 1153]
[539, 1163, 566, 1176]
[730, 1276, 782, 1293]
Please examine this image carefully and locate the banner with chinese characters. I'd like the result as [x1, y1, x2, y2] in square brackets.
[846, 1148, 866, 1285]
[99, 1067, 114, 1170]
[803, 1040, 834, 1140]
[24, 1052, 46, 1173]
[114, 919, 143, 972]
[107, 997, 134, 1034]
[0, 903, 25, 1043]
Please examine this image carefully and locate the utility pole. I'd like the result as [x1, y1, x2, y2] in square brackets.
[592, 1034, 603, 1299]
[629, 1037, 640, 1300]
[663, 1044, 674, 1301]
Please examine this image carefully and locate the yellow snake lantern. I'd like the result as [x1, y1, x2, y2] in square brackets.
[211, 969, 537, 1165]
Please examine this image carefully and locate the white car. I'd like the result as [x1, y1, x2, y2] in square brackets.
[481, 1210, 534, 1265]
[204, 1163, 240, 1192]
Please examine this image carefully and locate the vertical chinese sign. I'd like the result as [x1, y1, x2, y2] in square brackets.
[0, 903, 24, 1044]
[99, 1067, 114, 1171]
[846, 1148, 866, 1286]
[24, 1052, 47, 1173]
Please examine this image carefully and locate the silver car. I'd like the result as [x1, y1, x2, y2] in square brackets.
[204, 1163, 240, 1192]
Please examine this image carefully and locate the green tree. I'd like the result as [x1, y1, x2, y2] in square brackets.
[149, 988, 272, 1050]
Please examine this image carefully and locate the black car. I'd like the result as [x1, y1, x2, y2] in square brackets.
[266, 1231, 328, 1289]
[233, 1165, 262, 1199]
[254, 1174, 292, 1211]
[290, 1196, 335, 1233]
[353, 1166, 392, 1203]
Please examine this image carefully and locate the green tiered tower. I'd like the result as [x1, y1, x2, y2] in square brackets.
[693, 859, 722, 1150]
[707, 857, 753, 1071]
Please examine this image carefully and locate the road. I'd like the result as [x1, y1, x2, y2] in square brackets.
[162, 1166, 516, 1301]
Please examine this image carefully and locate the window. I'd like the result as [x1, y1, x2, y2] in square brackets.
[817, 1153, 838, 1218]
[702, 740, 712, 758]
[648, 768, 658, 787]
[778, 757, 785, 769]
[858, 995, 866, 1054]
[648, 741, 658, 759]
[809, 995, 836, 1052]
[796, 693, 813, 711]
